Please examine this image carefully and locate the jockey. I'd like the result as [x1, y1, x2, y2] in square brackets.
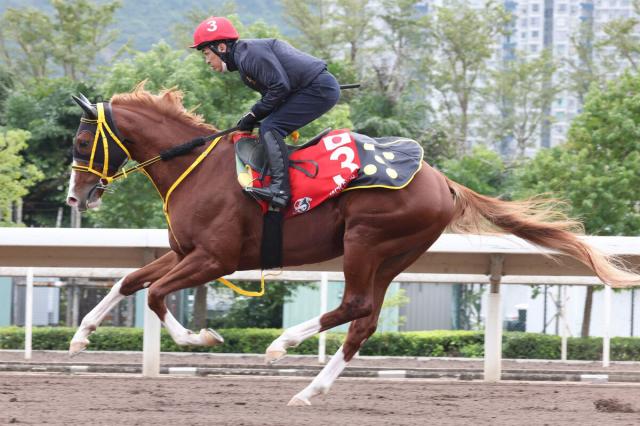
[191, 16, 341, 209]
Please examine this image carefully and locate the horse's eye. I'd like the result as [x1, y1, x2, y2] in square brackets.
[78, 140, 89, 148]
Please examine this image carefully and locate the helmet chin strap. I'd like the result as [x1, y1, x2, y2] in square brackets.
[210, 40, 237, 72]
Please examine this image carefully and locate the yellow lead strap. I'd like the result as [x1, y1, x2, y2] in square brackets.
[160, 135, 265, 297]
[217, 276, 265, 297]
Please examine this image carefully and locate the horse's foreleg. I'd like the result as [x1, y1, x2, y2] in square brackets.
[146, 250, 226, 347]
[69, 251, 180, 356]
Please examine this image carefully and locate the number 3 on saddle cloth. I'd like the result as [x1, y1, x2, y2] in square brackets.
[233, 129, 424, 217]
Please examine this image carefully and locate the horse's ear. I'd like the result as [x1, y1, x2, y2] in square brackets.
[72, 94, 97, 119]
[79, 93, 92, 105]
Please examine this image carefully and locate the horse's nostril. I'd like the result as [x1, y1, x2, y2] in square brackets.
[67, 197, 78, 207]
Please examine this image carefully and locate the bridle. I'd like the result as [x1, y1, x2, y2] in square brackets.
[71, 102, 132, 188]
[68, 96, 277, 297]
[71, 100, 239, 191]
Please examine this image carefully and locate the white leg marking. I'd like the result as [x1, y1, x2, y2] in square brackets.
[289, 345, 348, 406]
[163, 310, 223, 346]
[266, 316, 322, 362]
[67, 168, 78, 200]
[69, 278, 126, 354]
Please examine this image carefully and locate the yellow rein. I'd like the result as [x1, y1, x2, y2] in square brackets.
[72, 103, 265, 297]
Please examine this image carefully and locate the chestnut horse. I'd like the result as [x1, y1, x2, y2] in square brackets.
[66, 86, 639, 405]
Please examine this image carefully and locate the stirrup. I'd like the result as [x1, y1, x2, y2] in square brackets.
[244, 186, 289, 208]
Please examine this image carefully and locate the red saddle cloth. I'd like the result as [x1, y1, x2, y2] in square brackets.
[235, 129, 361, 217]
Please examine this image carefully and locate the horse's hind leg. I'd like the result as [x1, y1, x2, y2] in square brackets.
[69, 251, 180, 355]
[287, 245, 431, 406]
[266, 242, 378, 363]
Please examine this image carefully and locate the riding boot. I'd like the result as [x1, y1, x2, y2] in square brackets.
[244, 130, 291, 209]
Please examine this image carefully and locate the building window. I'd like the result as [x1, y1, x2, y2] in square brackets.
[532, 4, 540, 12]
[530, 17, 539, 26]
[530, 44, 539, 52]
[532, 30, 539, 38]
[558, 3, 568, 13]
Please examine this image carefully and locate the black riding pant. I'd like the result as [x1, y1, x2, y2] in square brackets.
[259, 70, 341, 138]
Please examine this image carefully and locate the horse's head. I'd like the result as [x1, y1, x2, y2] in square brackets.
[67, 94, 131, 212]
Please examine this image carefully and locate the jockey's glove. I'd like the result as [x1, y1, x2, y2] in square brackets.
[237, 112, 258, 131]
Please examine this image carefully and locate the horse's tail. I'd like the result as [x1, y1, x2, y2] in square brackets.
[443, 175, 640, 288]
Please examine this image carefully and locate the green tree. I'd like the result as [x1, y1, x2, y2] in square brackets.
[597, 0, 640, 73]
[483, 49, 561, 159]
[514, 72, 640, 336]
[0, 128, 44, 225]
[515, 75, 640, 236]
[425, 0, 511, 155]
[359, 0, 427, 120]
[0, 7, 52, 80]
[0, 65, 14, 125]
[566, 21, 607, 105]
[49, 0, 122, 80]
[440, 144, 508, 197]
[0, 0, 121, 83]
[333, 0, 377, 64]
[3, 77, 99, 226]
[281, 0, 341, 61]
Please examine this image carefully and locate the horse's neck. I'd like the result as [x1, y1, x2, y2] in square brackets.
[116, 107, 226, 197]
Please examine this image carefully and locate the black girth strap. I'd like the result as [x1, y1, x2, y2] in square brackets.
[261, 210, 284, 269]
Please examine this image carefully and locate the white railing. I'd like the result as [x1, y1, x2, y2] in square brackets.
[2, 228, 639, 379]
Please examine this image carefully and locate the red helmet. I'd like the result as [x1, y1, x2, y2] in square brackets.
[190, 16, 239, 49]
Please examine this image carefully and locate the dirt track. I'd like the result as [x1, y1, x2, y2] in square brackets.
[2, 373, 640, 425]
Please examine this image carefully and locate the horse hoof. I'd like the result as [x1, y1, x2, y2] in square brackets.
[265, 350, 286, 364]
[69, 340, 89, 357]
[200, 329, 224, 346]
[287, 396, 311, 406]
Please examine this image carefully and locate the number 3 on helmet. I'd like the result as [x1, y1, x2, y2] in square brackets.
[190, 16, 239, 49]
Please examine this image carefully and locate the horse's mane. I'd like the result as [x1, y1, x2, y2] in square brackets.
[111, 81, 217, 132]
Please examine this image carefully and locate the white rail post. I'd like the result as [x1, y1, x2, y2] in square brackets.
[603, 284, 612, 368]
[25, 267, 34, 361]
[318, 272, 329, 363]
[484, 255, 504, 382]
[142, 288, 161, 377]
[560, 286, 568, 362]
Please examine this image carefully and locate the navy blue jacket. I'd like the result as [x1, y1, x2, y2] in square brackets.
[229, 39, 327, 119]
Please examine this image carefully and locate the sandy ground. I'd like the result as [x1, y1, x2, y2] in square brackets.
[2, 373, 640, 425]
[2, 350, 640, 373]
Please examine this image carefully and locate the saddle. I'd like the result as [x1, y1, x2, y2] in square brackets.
[234, 128, 424, 217]
[234, 128, 331, 172]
